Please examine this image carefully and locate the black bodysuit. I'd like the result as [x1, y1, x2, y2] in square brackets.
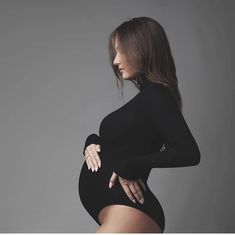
[78, 76, 201, 232]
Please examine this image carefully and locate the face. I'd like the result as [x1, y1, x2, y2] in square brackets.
[113, 36, 135, 80]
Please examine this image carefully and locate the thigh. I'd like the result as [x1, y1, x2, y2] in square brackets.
[97, 204, 162, 233]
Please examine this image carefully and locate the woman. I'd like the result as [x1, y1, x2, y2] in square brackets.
[78, 16, 201, 233]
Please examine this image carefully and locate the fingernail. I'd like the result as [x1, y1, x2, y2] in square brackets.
[140, 199, 144, 204]
[98, 163, 101, 167]
[132, 199, 136, 203]
[109, 182, 113, 188]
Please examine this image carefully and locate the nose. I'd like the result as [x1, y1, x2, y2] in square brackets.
[113, 53, 120, 66]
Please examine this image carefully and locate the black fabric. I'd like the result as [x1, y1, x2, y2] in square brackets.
[78, 76, 201, 232]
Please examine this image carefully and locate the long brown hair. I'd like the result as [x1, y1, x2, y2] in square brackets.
[108, 16, 182, 112]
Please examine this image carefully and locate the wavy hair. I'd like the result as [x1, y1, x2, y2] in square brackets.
[108, 16, 182, 112]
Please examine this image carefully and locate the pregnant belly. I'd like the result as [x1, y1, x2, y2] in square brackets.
[79, 160, 111, 192]
[78, 160, 113, 207]
[78, 159, 140, 210]
[78, 156, 150, 201]
[78, 160, 165, 230]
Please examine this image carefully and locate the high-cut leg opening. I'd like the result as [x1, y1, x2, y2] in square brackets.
[97, 203, 164, 233]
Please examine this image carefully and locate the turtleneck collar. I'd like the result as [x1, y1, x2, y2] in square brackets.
[135, 74, 152, 90]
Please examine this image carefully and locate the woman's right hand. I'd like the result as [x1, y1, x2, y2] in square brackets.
[84, 144, 101, 172]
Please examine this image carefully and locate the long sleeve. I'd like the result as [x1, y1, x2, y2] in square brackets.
[113, 85, 201, 180]
[83, 133, 101, 156]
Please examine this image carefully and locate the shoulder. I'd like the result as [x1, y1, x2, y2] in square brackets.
[142, 82, 175, 104]
[140, 82, 181, 117]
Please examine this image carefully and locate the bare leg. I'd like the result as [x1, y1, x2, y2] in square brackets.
[96, 204, 162, 233]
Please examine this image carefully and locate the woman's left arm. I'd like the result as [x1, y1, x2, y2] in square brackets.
[113, 85, 201, 180]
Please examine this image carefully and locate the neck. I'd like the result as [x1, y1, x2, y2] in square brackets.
[136, 74, 150, 90]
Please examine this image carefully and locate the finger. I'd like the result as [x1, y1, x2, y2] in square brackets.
[96, 144, 101, 152]
[84, 149, 91, 170]
[85, 157, 92, 170]
[138, 179, 147, 191]
[87, 148, 96, 172]
[129, 183, 143, 204]
[89, 147, 99, 171]
[121, 183, 137, 204]
[96, 145, 102, 165]
[90, 146, 101, 169]
[86, 156, 94, 171]
[109, 172, 117, 188]
[133, 182, 145, 204]
[85, 145, 101, 170]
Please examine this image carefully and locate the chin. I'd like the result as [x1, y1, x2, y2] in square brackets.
[122, 74, 128, 79]
[121, 71, 131, 79]
[122, 72, 135, 81]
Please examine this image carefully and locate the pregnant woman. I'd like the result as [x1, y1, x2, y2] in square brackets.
[78, 16, 201, 233]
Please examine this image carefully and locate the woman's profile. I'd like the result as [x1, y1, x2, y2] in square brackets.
[78, 16, 201, 233]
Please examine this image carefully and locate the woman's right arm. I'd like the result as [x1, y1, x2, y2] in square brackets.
[82, 133, 102, 172]
[83, 133, 101, 155]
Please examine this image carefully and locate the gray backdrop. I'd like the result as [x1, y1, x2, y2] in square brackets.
[0, 0, 234, 233]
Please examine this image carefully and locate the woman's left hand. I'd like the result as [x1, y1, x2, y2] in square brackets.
[108, 172, 147, 204]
